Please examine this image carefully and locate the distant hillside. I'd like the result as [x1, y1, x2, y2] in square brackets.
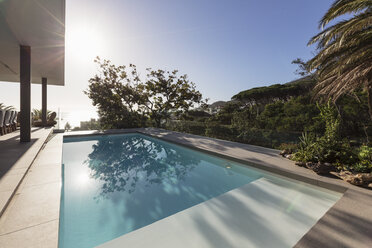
[209, 101, 227, 109]
[284, 75, 315, 88]
[232, 76, 316, 103]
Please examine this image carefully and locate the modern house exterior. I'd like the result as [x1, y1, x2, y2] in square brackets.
[0, 0, 65, 142]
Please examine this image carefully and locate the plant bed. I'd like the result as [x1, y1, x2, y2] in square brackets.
[280, 149, 372, 189]
[279, 101, 372, 189]
[333, 171, 372, 188]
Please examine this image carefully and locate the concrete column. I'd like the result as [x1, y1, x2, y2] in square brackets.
[42, 77, 47, 126]
[20, 45, 31, 142]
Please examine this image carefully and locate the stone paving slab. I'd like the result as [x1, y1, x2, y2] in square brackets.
[0, 220, 58, 248]
[0, 182, 60, 235]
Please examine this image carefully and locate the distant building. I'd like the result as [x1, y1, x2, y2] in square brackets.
[207, 101, 227, 114]
[73, 118, 100, 131]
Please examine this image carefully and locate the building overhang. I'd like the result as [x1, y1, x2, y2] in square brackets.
[0, 0, 65, 86]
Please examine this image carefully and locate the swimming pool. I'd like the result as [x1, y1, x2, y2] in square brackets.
[59, 133, 341, 248]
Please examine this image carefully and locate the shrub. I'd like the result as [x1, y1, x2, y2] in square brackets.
[278, 143, 299, 151]
[292, 101, 359, 165]
[238, 129, 300, 148]
[166, 120, 206, 136]
[292, 132, 317, 162]
[352, 146, 372, 173]
[205, 122, 238, 141]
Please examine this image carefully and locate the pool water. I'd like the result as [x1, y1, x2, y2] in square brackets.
[59, 133, 339, 248]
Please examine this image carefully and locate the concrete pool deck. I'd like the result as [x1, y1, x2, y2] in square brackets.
[0, 131, 61, 247]
[0, 128, 52, 217]
[0, 128, 371, 247]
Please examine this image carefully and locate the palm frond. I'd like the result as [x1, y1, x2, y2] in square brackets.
[320, 0, 372, 28]
[308, 0, 372, 117]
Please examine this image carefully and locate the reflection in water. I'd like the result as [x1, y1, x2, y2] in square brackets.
[85, 135, 200, 197]
[60, 134, 261, 248]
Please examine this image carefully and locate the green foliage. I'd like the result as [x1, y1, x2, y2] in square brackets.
[237, 129, 301, 148]
[336, 92, 372, 139]
[299, 132, 316, 150]
[359, 145, 372, 161]
[318, 101, 339, 142]
[231, 108, 257, 131]
[85, 58, 204, 129]
[165, 81, 370, 151]
[232, 76, 315, 105]
[208, 112, 234, 125]
[258, 96, 320, 132]
[144, 69, 204, 127]
[31, 109, 53, 121]
[205, 122, 238, 141]
[352, 146, 372, 173]
[165, 83, 370, 149]
[207, 101, 244, 126]
[307, 0, 372, 120]
[292, 58, 310, 77]
[166, 120, 206, 136]
[300, 0, 372, 173]
[292, 115, 371, 173]
[278, 143, 299, 152]
[231, 95, 323, 134]
[180, 110, 211, 122]
[292, 101, 362, 168]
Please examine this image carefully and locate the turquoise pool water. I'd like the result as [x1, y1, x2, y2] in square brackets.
[59, 133, 339, 248]
[59, 133, 265, 247]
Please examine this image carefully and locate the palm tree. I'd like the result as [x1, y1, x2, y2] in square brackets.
[0, 103, 15, 110]
[32, 109, 52, 120]
[307, 0, 372, 120]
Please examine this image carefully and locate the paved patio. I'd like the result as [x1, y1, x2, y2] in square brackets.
[0, 128, 52, 216]
[0, 128, 371, 247]
[0, 131, 62, 247]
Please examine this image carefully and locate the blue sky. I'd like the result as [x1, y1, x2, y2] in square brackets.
[0, 0, 334, 125]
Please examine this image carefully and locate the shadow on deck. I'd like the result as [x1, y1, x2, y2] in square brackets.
[0, 128, 52, 216]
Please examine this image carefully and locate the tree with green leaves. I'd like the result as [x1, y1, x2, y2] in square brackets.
[307, 0, 372, 120]
[85, 58, 145, 129]
[142, 69, 204, 127]
[85, 57, 204, 128]
[231, 78, 315, 110]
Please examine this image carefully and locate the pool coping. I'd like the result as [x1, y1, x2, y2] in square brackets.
[63, 128, 372, 248]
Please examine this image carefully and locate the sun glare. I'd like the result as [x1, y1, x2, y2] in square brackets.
[75, 172, 90, 187]
[66, 24, 106, 61]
